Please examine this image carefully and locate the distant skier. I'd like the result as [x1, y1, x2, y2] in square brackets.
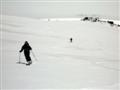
[70, 38, 73, 43]
[19, 41, 32, 65]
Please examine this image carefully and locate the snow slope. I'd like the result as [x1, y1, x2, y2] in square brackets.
[0, 15, 120, 90]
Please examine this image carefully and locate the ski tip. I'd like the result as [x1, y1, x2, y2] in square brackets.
[26, 64, 31, 66]
[17, 62, 27, 65]
[16, 62, 32, 66]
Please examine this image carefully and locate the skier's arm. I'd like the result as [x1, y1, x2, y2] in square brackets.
[30, 46, 32, 50]
[19, 46, 24, 52]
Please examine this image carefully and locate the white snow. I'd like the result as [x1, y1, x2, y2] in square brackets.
[0, 15, 120, 90]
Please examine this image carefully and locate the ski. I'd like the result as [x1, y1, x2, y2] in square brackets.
[16, 62, 31, 66]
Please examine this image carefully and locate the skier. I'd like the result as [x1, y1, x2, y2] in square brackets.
[70, 38, 73, 43]
[19, 41, 32, 65]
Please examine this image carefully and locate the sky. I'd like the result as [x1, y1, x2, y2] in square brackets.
[0, 0, 119, 20]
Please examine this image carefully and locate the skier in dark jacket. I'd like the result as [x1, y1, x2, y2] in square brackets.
[70, 37, 73, 43]
[19, 41, 32, 65]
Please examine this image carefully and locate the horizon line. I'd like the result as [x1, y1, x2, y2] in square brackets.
[0, 1, 117, 3]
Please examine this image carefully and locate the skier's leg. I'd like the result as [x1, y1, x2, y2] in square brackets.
[27, 55, 32, 64]
[26, 55, 32, 65]
[24, 51, 32, 65]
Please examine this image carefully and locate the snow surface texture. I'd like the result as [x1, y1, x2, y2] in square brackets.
[0, 15, 120, 90]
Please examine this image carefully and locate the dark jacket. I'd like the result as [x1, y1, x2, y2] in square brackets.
[20, 42, 32, 61]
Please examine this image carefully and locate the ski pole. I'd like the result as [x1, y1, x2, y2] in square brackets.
[18, 52, 21, 63]
[31, 50, 37, 61]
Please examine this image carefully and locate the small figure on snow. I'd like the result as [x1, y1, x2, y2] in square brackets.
[70, 38, 73, 43]
[19, 41, 32, 65]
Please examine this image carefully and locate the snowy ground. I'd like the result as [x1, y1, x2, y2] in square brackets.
[0, 15, 120, 90]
